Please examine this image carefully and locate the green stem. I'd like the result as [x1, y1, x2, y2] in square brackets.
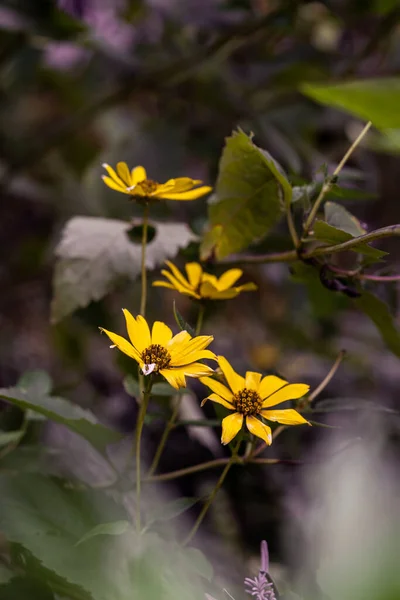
[135, 382, 152, 533]
[303, 121, 372, 235]
[140, 203, 149, 317]
[181, 440, 241, 546]
[195, 303, 205, 335]
[286, 205, 300, 248]
[307, 350, 346, 403]
[147, 395, 182, 476]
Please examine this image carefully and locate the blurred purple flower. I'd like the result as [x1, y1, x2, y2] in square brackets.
[244, 541, 277, 600]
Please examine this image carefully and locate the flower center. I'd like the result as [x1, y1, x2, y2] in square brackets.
[137, 179, 158, 196]
[233, 388, 262, 415]
[141, 344, 171, 372]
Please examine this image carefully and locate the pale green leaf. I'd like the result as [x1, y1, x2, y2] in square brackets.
[0, 371, 122, 455]
[324, 201, 365, 237]
[354, 292, 400, 357]
[301, 78, 400, 130]
[200, 130, 291, 259]
[183, 547, 213, 582]
[51, 217, 197, 323]
[312, 222, 387, 260]
[75, 521, 130, 546]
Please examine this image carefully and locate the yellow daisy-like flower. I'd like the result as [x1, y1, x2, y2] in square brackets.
[102, 162, 212, 201]
[201, 356, 310, 445]
[100, 309, 216, 390]
[153, 261, 257, 300]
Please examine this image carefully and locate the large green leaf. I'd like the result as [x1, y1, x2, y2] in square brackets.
[0, 371, 122, 455]
[200, 130, 291, 259]
[354, 292, 400, 357]
[301, 78, 400, 130]
[51, 217, 196, 323]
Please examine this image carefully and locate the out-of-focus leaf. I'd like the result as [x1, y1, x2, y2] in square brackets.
[324, 201, 365, 237]
[200, 130, 291, 259]
[182, 547, 213, 582]
[0, 371, 122, 455]
[312, 222, 387, 260]
[301, 78, 400, 129]
[0, 564, 14, 585]
[0, 576, 55, 599]
[354, 292, 400, 357]
[290, 262, 346, 318]
[173, 301, 196, 336]
[0, 430, 24, 447]
[75, 521, 130, 546]
[51, 217, 196, 323]
[0, 474, 130, 600]
[147, 498, 199, 529]
[124, 376, 180, 398]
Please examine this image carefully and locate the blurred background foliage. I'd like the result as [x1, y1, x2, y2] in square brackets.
[1, 0, 400, 598]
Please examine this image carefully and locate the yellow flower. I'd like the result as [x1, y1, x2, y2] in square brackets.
[102, 162, 212, 201]
[100, 309, 216, 389]
[153, 261, 257, 300]
[200, 356, 310, 445]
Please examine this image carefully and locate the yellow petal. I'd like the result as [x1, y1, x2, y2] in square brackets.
[185, 263, 203, 289]
[134, 315, 151, 352]
[99, 328, 141, 362]
[164, 261, 192, 290]
[181, 362, 215, 377]
[171, 335, 214, 364]
[246, 416, 272, 445]
[116, 162, 131, 186]
[199, 281, 238, 299]
[234, 282, 258, 292]
[173, 349, 216, 366]
[259, 375, 288, 400]
[216, 269, 243, 290]
[218, 356, 245, 394]
[262, 409, 310, 426]
[131, 166, 146, 184]
[152, 281, 176, 290]
[160, 368, 186, 390]
[156, 186, 212, 200]
[166, 177, 202, 193]
[201, 393, 234, 410]
[221, 412, 243, 445]
[262, 383, 310, 408]
[201, 273, 218, 286]
[102, 163, 126, 187]
[122, 309, 141, 350]
[200, 376, 234, 401]
[244, 371, 262, 392]
[167, 330, 192, 352]
[151, 321, 173, 346]
[102, 175, 129, 194]
[159, 270, 198, 297]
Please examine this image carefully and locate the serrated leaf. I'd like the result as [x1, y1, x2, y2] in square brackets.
[51, 217, 196, 323]
[173, 301, 196, 336]
[0, 371, 122, 455]
[312, 221, 387, 260]
[354, 291, 400, 357]
[75, 521, 130, 546]
[200, 130, 291, 259]
[301, 78, 400, 130]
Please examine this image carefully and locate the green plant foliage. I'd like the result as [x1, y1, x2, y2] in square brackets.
[324, 201, 365, 236]
[51, 217, 197, 323]
[200, 130, 291, 259]
[354, 292, 400, 357]
[301, 78, 400, 129]
[0, 576, 56, 600]
[75, 521, 131, 546]
[312, 222, 387, 259]
[0, 371, 122, 455]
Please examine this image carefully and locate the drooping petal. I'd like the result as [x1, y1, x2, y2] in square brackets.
[216, 268, 243, 290]
[158, 270, 198, 297]
[134, 315, 151, 352]
[99, 328, 141, 362]
[102, 175, 128, 194]
[262, 408, 310, 426]
[246, 416, 272, 445]
[259, 375, 288, 400]
[245, 371, 262, 392]
[221, 412, 243, 445]
[218, 356, 245, 394]
[234, 282, 258, 292]
[200, 376, 234, 402]
[201, 393, 234, 410]
[116, 162, 131, 186]
[102, 163, 126, 188]
[152, 281, 176, 290]
[181, 362, 215, 377]
[131, 166, 147, 184]
[151, 321, 173, 346]
[262, 383, 310, 408]
[164, 261, 193, 290]
[156, 186, 212, 200]
[185, 262, 203, 289]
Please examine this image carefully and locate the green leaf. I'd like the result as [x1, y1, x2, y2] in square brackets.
[0, 576, 56, 599]
[200, 130, 291, 259]
[301, 78, 400, 130]
[183, 547, 213, 582]
[147, 498, 199, 528]
[312, 222, 387, 259]
[0, 371, 122, 455]
[75, 521, 130, 546]
[354, 292, 400, 357]
[173, 301, 196, 337]
[324, 201, 365, 237]
[290, 262, 347, 318]
[0, 474, 130, 600]
[0, 430, 24, 447]
[51, 217, 197, 323]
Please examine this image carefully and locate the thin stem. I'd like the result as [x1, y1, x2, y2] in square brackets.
[147, 395, 182, 476]
[303, 121, 372, 234]
[328, 265, 400, 282]
[146, 458, 232, 482]
[286, 205, 300, 248]
[307, 350, 346, 403]
[135, 383, 151, 533]
[140, 203, 149, 317]
[195, 303, 205, 335]
[182, 440, 241, 546]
